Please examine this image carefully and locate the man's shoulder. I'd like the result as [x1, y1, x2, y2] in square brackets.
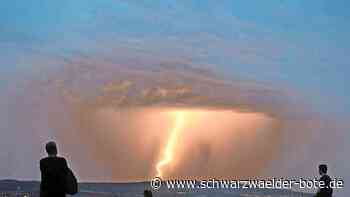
[40, 156, 67, 164]
[320, 174, 332, 184]
[40, 157, 49, 164]
[57, 156, 67, 161]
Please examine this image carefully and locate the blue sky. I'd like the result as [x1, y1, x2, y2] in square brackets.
[1, 0, 349, 117]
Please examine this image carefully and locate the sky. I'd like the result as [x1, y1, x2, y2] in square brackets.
[1, 0, 349, 113]
[0, 0, 349, 195]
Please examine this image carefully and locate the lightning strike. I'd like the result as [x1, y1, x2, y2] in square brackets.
[156, 111, 186, 178]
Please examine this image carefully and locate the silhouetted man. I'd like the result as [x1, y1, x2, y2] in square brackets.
[315, 164, 333, 197]
[40, 141, 69, 197]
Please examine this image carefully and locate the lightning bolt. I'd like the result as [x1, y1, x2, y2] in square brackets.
[156, 111, 186, 178]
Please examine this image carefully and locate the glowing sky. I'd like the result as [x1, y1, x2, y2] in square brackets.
[0, 1, 349, 196]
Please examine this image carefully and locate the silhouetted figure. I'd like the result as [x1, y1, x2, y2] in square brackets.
[315, 164, 333, 197]
[40, 141, 69, 197]
[144, 190, 153, 197]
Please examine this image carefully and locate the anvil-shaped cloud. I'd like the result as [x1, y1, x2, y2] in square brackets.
[6, 60, 316, 182]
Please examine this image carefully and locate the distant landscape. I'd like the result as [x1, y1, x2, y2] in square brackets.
[0, 180, 313, 197]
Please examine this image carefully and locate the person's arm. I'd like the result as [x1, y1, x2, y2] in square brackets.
[40, 160, 45, 187]
[61, 157, 70, 177]
[62, 158, 69, 171]
[40, 159, 47, 197]
[314, 176, 324, 197]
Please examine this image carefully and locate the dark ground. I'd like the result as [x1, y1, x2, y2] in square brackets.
[0, 180, 313, 197]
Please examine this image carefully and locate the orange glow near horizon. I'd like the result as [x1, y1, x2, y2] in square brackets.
[156, 111, 186, 178]
[60, 106, 281, 181]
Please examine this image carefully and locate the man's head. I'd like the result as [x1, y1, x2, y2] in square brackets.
[319, 164, 328, 175]
[45, 141, 58, 156]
